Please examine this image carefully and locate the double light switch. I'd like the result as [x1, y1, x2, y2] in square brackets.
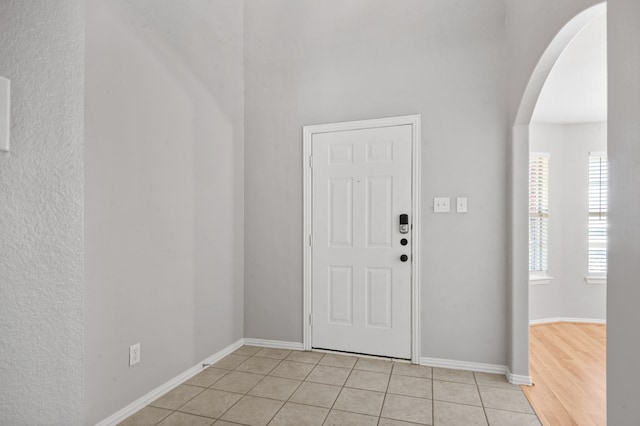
[434, 197, 467, 213]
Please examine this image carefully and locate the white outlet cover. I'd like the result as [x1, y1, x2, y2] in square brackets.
[434, 197, 450, 213]
[129, 342, 141, 366]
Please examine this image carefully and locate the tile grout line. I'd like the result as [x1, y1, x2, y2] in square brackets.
[261, 350, 312, 426]
[148, 383, 208, 425]
[313, 352, 332, 426]
[144, 363, 241, 424]
[476, 383, 540, 416]
[214, 351, 285, 424]
[477, 405, 543, 417]
[323, 353, 355, 425]
[264, 350, 332, 425]
[147, 384, 204, 411]
[299, 355, 431, 424]
[244, 349, 299, 425]
[474, 371, 491, 426]
[430, 398, 488, 410]
[431, 366, 435, 426]
[377, 361, 394, 425]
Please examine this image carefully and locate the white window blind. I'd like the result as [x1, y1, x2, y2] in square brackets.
[588, 152, 607, 275]
[529, 153, 549, 274]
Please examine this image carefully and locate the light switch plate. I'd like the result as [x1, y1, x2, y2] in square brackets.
[457, 197, 468, 213]
[434, 197, 450, 213]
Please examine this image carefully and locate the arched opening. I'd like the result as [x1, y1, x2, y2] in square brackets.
[528, 13, 607, 317]
[514, 3, 606, 127]
[510, 1, 607, 422]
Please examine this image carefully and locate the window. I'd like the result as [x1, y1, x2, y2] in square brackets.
[529, 153, 549, 276]
[588, 152, 607, 278]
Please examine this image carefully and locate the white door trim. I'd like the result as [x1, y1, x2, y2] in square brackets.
[303, 114, 422, 363]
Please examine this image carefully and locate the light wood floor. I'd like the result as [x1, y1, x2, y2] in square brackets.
[522, 322, 606, 426]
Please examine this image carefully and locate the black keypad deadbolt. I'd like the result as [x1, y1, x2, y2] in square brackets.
[401, 238, 408, 246]
[399, 214, 409, 234]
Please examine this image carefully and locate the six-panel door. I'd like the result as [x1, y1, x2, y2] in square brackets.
[312, 125, 412, 359]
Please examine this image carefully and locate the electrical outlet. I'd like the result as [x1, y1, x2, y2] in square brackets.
[129, 342, 140, 366]
[434, 197, 450, 213]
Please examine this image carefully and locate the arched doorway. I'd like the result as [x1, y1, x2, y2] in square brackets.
[509, 2, 607, 384]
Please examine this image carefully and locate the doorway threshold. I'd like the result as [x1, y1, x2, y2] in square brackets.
[311, 347, 411, 363]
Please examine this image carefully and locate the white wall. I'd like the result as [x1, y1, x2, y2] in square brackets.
[529, 122, 607, 322]
[84, 0, 244, 423]
[0, 1, 85, 424]
[244, 0, 510, 366]
[607, 0, 640, 423]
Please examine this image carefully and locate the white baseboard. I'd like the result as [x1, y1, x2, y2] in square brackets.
[529, 317, 563, 325]
[420, 357, 507, 375]
[95, 338, 244, 426]
[420, 357, 532, 386]
[560, 317, 607, 324]
[242, 338, 304, 351]
[529, 317, 606, 325]
[507, 369, 532, 386]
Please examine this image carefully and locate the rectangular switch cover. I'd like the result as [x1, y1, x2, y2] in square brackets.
[457, 197, 468, 213]
[434, 197, 450, 213]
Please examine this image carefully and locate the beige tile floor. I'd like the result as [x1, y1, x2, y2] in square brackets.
[119, 346, 541, 426]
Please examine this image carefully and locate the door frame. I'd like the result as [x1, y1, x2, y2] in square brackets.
[302, 114, 422, 363]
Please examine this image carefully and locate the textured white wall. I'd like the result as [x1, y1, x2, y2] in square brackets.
[0, 1, 85, 424]
[85, 0, 244, 423]
[529, 122, 607, 322]
[244, 0, 510, 366]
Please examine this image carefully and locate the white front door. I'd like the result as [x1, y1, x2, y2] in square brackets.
[311, 124, 413, 359]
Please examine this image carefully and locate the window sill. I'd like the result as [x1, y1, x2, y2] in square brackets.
[529, 275, 554, 285]
[585, 275, 606, 285]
